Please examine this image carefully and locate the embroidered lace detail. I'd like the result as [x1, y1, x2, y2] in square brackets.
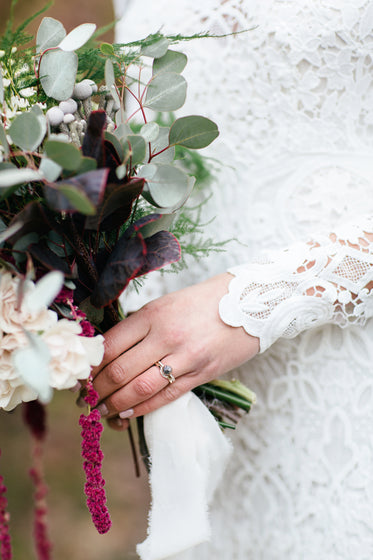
[115, 1, 373, 558]
[220, 216, 373, 351]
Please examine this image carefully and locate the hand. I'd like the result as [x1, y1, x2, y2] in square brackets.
[92, 273, 259, 430]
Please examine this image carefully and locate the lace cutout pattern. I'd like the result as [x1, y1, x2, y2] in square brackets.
[220, 216, 373, 351]
[114, 1, 373, 558]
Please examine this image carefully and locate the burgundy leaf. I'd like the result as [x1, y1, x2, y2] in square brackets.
[45, 168, 109, 213]
[103, 138, 123, 179]
[90, 234, 146, 308]
[7, 202, 54, 243]
[29, 242, 72, 276]
[82, 110, 106, 166]
[85, 177, 144, 231]
[137, 231, 181, 276]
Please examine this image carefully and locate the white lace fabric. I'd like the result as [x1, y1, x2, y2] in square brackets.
[220, 215, 373, 351]
[115, 1, 373, 558]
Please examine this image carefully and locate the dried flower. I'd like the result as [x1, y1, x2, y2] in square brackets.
[0, 451, 12, 560]
[29, 466, 52, 560]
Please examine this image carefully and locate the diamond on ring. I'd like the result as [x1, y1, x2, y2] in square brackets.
[155, 361, 175, 384]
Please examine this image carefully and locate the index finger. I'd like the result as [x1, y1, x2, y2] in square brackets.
[91, 308, 150, 378]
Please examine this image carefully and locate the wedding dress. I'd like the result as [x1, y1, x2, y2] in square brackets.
[114, 1, 373, 558]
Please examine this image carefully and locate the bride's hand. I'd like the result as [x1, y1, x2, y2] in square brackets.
[91, 273, 259, 430]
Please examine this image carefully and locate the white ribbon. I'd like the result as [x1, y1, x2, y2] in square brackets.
[136, 392, 232, 560]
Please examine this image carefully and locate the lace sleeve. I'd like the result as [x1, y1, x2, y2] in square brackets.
[219, 215, 373, 352]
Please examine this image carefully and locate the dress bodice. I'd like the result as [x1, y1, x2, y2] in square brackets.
[116, 0, 373, 265]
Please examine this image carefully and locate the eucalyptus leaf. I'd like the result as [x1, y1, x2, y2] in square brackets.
[39, 49, 78, 101]
[113, 122, 132, 141]
[169, 115, 219, 149]
[76, 157, 97, 174]
[31, 104, 47, 140]
[139, 213, 175, 238]
[0, 221, 24, 243]
[52, 183, 96, 215]
[0, 168, 42, 188]
[139, 163, 157, 181]
[105, 59, 121, 106]
[142, 163, 190, 208]
[0, 163, 16, 171]
[141, 37, 170, 58]
[149, 127, 175, 163]
[24, 271, 64, 313]
[157, 176, 195, 213]
[13, 331, 52, 404]
[9, 112, 45, 152]
[115, 108, 128, 127]
[110, 84, 121, 108]
[141, 122, 160, 142]
[13, 232, 39, 255]
[115, 165, 126, 180]
[47, 231, 73, 257]
[39, 158, 62, 182]
[153, 50, 187, 75]
[45, 140, 82, 170]
[36, 17, 66, 53]
[0, 121, 9, 157]
[105, 58, 115, 90]
[58, 23, 96, 52]
[145, 72, 187, 111]
[126, 135, 146, 166]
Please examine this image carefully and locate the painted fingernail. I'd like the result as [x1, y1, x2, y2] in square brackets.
[119, 408, 134, 419]
[97, 403, 109, 417]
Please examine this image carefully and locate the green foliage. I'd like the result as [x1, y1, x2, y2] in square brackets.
[0, 0, 53, 54]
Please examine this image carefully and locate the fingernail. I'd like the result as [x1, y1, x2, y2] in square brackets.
[119, 408, 134, 419]
[71, 381, 81, 393]
[97, 403, 109, 417]
[115, 417, 123, 428]
[76, 396, 86, 408]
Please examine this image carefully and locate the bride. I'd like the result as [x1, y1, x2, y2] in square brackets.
[94, 1, 373, 558]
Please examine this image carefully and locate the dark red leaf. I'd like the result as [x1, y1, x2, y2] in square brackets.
[138, 231, 181, 276]
[7, 202, 54, 243]
[90, 234, 146, 308]
[45, 168, 109, 213]
[85, 177, 144, 231]
[90, 214, 181, 308]
[82, 110, 106, 166]
[29, 242, 72, 276]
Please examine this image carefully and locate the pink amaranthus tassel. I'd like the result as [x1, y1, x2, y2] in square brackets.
[79, 382, 112, 534]
[0, 450, 12, 560]
[23, 401, 52, 560]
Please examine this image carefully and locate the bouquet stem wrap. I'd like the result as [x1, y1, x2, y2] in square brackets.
[137, 392, 232, 560]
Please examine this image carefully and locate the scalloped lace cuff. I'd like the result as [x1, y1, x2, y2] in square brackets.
[219, 215, 373, 352]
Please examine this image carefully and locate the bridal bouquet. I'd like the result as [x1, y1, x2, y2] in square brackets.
[0, 5, 255, 559]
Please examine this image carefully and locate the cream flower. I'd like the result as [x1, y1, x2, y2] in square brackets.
[0, 349, 37, 410]
[0, 270, 104, 410]
[42, 319, 104, 390]
[0, 272, 56, 335]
